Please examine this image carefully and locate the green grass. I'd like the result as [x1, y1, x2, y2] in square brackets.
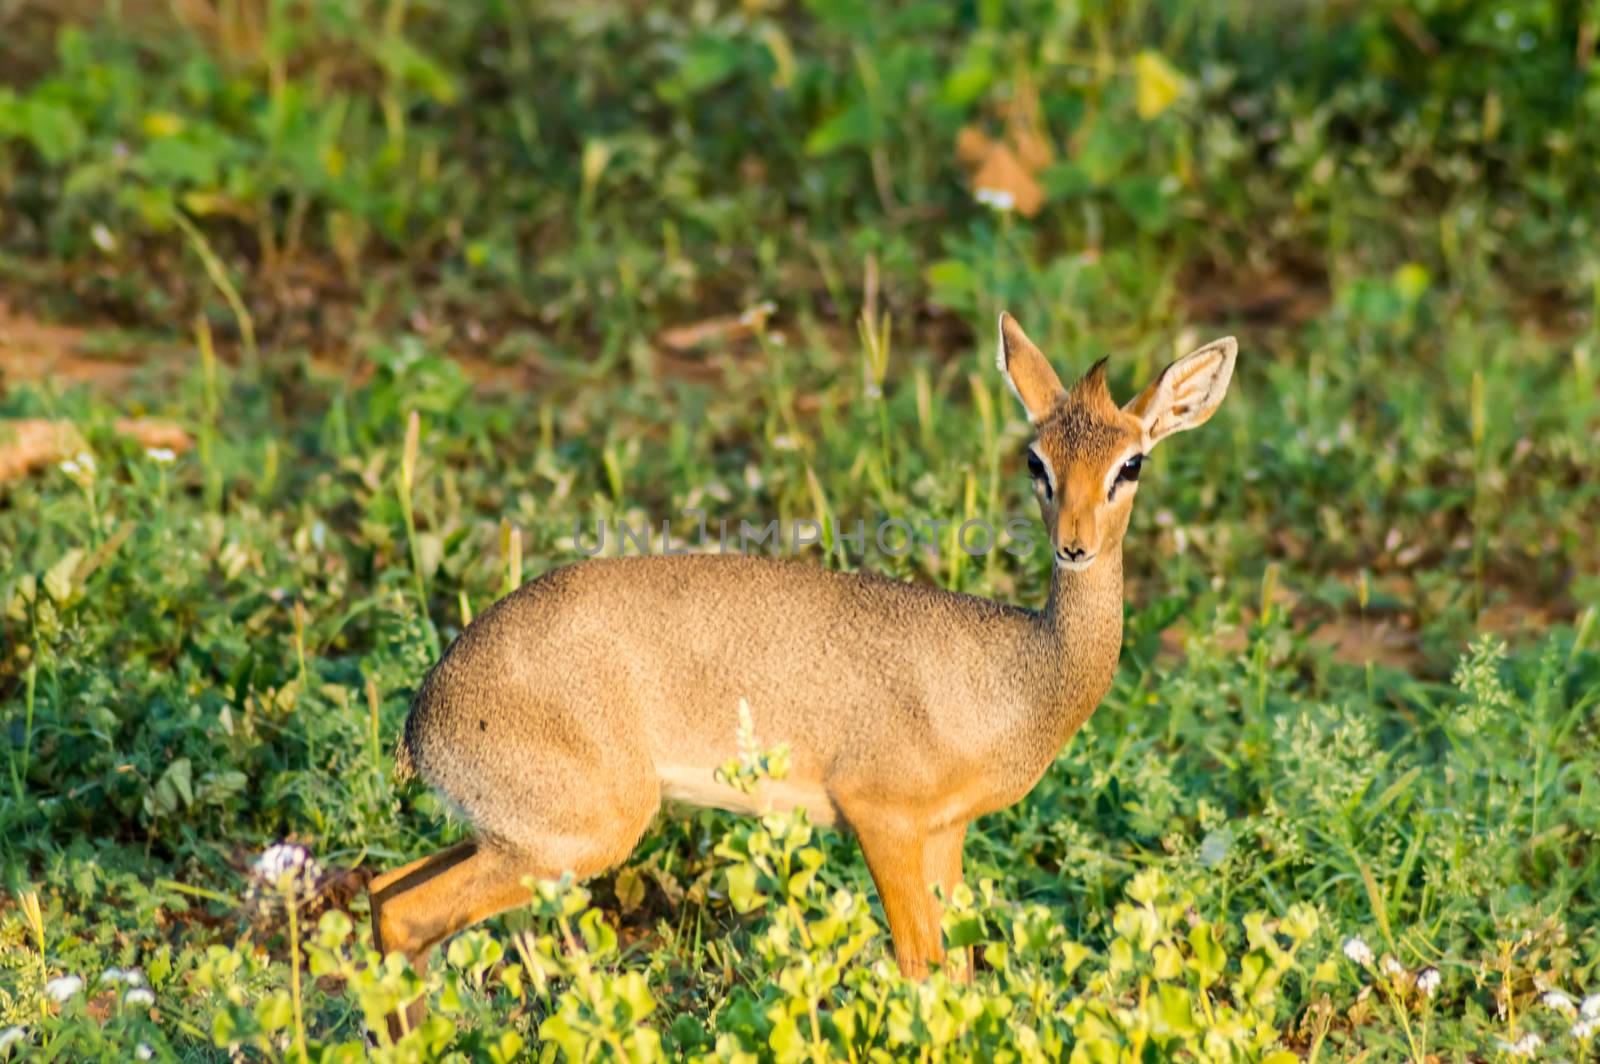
[1, 1, 1599, 1060]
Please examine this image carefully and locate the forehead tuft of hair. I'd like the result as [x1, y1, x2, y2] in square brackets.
[1070, 357, 1114, 407]
[1038, 357, 1134, 459]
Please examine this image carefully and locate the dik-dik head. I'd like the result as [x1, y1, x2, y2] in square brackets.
[998, 314, 1237, 571]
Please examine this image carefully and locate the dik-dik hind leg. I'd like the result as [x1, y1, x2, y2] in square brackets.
[850, 819, 941, 979]
[924, 822, 971, 982]
[369, 840, 546, 1040]
[369, 840, 490, 960]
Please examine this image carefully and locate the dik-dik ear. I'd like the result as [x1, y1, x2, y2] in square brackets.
[1123, 336, 1237, 450]
[996, 313, 1065, 422]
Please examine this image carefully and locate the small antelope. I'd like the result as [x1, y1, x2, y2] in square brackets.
[370, 314, 1236, 1023]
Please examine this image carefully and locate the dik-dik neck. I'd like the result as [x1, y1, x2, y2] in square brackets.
[1028, 543, 1126, 742]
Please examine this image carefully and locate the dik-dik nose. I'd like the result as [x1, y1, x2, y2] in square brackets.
[1056, 542, 1092, 564]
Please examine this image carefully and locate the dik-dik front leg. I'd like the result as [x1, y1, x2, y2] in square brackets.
[924, 822, 971, 982]
[849, 814, 973, 980]
[852, 818, 943, 978]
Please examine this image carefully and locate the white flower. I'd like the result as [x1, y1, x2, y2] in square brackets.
[91, 223, 117, 253]
[1583, 994, 1600, 1019]
[124, 987, 155, 1008]
[251, 843, 321, 893]
[0, 1027, 24, 1053]
[44, 974, 84, 1002]
[254, 842, 308, 879]
[145, 447, 177, 464]
[99, 966, 145, 986]
[975, 187, 1016, 212]
[1416, 967, 1441, 997]
[1380, 954, 1404, 978]
[1499, 1032, 1542, 1058]
[59, 451, 96, 481]
[1544, 990, 1577, 1015]
[1342, 936, 1375, 967]
[1572, 1018, 1599, 1040]
[135, 1044, 154, 1061]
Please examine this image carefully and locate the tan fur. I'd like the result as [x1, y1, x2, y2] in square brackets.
[369, 315, 1237, 1014]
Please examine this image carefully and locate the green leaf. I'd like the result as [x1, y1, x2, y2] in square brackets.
[1060, 940, 1091, 977]
[1078, 117, 1132, 185]
[318, 910, 354, 946]
[1156, 982, 1197, 1034]
[945, 915, 985, 949]
[140, 134, 227, 187]
[376, 36, 458, 103]
[1126, 868, 1165, 905]
[256, 989, 293, 1031]
[1187, 922, 1226, 987]
[210, 1008, 238, 1048]
[1153, 942, 1184, 980]
[487, 1030, 524, 1064]
[768, 1013, 805, 1060]
[197, 770, 248, 806]
[21, 98, 84, 164]
[539, 1011, 583, 1060]
[44, 547, 84, 604]
[940, 45, 994, 107]
[924, 258, 978, 301]
[1041, 161, 1092, 200]
[616, 970, 657, 1020]
[144, 757, 195, 818]
[1113, 175, 1173, 232]
[802, 0, 872, 33]
[148, 946, 172, 987]
[726, 862, 766, 913]
[1281, 902, 1319, 942]
[805, 101, 877, 156]
[678, 36, 744, 96]
[615, 864, 647, 914]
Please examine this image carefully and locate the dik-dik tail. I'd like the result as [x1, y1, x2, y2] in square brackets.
[393, 698, 423, 783]
[393, 652, 448, 784]
[393, 735, 417, 783]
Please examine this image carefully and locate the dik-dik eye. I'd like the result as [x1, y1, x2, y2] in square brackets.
[1025, 450, 1051, 499]
[1109, 454, 1144, 498]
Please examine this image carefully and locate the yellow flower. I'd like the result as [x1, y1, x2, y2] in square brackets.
[141, 111, 184, 138]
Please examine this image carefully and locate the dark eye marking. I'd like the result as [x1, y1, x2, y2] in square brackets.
[1110, 454, 1144, 497]
[1026, 450, 1052, 500]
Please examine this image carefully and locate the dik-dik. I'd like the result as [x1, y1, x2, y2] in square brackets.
[371, 314, 1236, 1022]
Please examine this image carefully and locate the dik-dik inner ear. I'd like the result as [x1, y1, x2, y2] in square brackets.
[1123, 336, 1237, 450]
[996, 313, 1065, 422]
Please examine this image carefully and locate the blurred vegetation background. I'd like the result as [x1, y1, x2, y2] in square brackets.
[0, 1, 1598, 1061]
[0, 0, 1594, 352]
